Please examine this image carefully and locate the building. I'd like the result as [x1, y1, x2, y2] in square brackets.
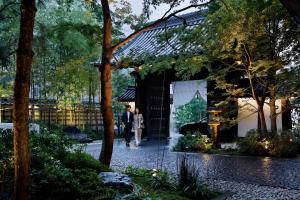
[114, 11, 292, 140]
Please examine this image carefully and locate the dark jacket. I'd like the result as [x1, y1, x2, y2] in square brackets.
[122, 111, 134, 125]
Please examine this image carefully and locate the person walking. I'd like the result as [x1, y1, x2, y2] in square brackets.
[122, 105, 134, 147]
[133, 108, 144, 146]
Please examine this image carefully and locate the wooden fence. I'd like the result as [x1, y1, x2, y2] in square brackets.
[0, 100, 103, 131]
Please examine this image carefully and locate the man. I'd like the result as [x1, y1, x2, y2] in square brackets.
[122, 105, 134, 147]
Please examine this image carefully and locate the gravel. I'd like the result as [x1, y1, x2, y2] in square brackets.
[206, 179, 300, 200]
[85, 140, 300, 200]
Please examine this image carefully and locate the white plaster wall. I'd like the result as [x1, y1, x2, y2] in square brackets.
[129, 102, 135, 112]
[0, 123, 40, 133]
[237, 98, 282, 137]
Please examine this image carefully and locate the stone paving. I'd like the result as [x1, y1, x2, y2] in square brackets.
[84, 139, 300, 199]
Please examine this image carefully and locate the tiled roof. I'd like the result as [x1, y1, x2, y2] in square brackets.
[117, 86, 135, 102]
[114, 11, 204, 60]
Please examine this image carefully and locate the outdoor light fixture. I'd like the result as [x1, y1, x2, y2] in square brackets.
[263, 140, 270, 150]
[208, 107, 222, 148]
[235, 60, 242, 65]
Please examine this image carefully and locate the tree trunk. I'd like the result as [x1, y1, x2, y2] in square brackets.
[246, 61, 268, 138]
[13, 1, 36, 199]
[99, 0, 114, 166]
[87, 76, 92, 129]
[257, 102, 268, 138]
[97, 0, 211, 166]
[269, 87, 277, 133]
[269, 98, 277, 133]
[92, 93, 99, 134]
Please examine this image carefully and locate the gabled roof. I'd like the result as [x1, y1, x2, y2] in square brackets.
[117, 86, 135, 102]
[114, 11, 204, 60]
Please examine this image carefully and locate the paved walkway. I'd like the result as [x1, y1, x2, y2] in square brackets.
[85, 139, 300, 190]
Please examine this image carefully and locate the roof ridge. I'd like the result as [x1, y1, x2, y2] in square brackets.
[112, 11, 204, 63]
[146, 10, 203, 30]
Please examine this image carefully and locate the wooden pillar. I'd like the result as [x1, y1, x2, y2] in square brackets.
[282, 99, 292, 130]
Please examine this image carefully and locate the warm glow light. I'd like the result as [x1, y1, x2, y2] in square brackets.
[235, 61, 242, 65]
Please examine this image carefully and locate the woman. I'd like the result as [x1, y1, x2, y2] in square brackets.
[133, 108, 144, 146]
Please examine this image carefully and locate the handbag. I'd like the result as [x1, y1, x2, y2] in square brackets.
[140, 123, 145, 129]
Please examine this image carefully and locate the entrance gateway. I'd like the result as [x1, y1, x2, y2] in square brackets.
[106, 11, 292, 140]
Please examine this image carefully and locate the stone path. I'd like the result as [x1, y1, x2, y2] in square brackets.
[84, 139, 300, 199]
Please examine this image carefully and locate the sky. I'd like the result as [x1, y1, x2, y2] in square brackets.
[122, 0, 199, 35]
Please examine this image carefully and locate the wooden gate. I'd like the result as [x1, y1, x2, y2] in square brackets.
[137, 73, 170, 138]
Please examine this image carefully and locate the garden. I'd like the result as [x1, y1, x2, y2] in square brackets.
[1, 0, 300, 199]
[0, 127, 221, 200]
[173, 129, 300, 158]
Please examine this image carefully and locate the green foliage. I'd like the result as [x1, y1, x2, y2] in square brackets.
[238, 130, 270, 156]
[174, 134, 212, 153]
[125, 165, 176, 191]
[125, 165, 150, 177]
[140, 55, 176, 78]
[150, 169, 177, 191]
[174, 95, 207, 130]
[1, 128, 117, 199]
[31, 161, 80, 199]
[30, 128, 74, 163]
[125, 166, 191, 200]
[112, 70, 134, 114]
[0, 129, 13, 159]
[201, 0, 299, 128]
[238, 129, 300, 157]
[30, 129, 117, 199]
[269, 131, 300, 158]
[0, 0, 19, 98]
[63, 151, 111, 173]
[178, 155, 218, 200]
[84, 127, 103, 141]
[135, 0, 300, 134]
[0, 129, 14, 199]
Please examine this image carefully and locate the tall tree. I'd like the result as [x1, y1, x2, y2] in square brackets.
[13, 0, 36, 199]
[175, 0, 299, 136]
[132, 0, 300, 137]
[98, 0, 212, 166]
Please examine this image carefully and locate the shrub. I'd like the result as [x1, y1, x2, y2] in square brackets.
[150, 169, 176, 191]
[125, 166, 176, 191]
[238, 130, 269, 156]
[32, 163, 116, 200]
[84, 128, 103, 141]
[30, 129, 116, 199]
[0, 129, 14, 199]
[125, 165, 219, 199]
[31, 162, 80, 200]
[0, 129, 13, 159]
[174, 134, 212, 152]
[270, 131, 300, 157]
[30, 128, 74, 161]
[125, 165, 150, 177]
[178, 155, 218, 200]
[63, 151, 110, 173]
[1, 126, 116, 199]
[238, 129, 300, 158]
